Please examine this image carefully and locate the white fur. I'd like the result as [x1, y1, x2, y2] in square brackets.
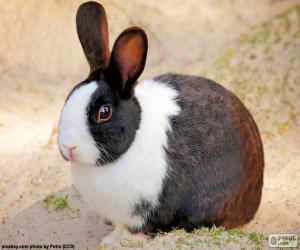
[58, 79, 180, 237]
[58, 81, 99, 164]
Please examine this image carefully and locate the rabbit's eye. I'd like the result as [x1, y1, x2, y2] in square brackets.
[97, 104, 112, 123]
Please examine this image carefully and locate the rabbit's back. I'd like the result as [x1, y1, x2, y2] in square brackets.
[137, 74, 264, 232]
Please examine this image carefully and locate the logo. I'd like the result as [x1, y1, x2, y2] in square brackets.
[269, 234, 298, 248]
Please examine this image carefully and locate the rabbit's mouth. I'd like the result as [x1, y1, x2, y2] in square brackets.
[69, 148, 76, 160]
[58, 148, 71, 162]
[57, 139, 100, 165]
[66, 145, 78, 161]
[61, 152, 69, 162]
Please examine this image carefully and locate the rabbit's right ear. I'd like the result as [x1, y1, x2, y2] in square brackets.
[76, 1, 109, 73]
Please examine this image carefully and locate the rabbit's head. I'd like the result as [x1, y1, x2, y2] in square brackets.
[58, 2, 148, 165]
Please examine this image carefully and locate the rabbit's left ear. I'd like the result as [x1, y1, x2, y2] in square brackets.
[76, 1, 110, 73]
[106, 27, 148, 98]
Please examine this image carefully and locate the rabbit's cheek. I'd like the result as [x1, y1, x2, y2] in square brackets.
[58, 81, 100, 165]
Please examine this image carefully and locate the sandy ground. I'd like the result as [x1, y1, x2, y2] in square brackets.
[0, 0, 300, 249]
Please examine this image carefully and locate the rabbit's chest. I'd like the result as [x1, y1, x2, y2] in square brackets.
[71, 160, 165, 227]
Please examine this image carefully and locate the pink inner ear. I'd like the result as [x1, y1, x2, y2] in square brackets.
[115, 34, 145, 83]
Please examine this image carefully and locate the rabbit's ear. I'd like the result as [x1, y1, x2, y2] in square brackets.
[106, 27, 148, 98]
[76, 1, 109, 73]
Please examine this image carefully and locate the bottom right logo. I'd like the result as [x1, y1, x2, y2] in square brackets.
[269, 234, 298, 248]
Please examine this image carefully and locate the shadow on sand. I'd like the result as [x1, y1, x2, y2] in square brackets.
[0, 185, 113, 249]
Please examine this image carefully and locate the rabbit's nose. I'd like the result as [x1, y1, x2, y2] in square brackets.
[62, 144, 78, 161]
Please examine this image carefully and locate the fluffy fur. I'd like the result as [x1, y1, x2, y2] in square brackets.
[135, 74, 264, 233]
[57, 1, 264, 243]
[61, 79, 180, 229]
[58, 81, 99, 164]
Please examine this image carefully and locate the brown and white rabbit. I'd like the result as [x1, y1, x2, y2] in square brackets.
[57, 1, 264, 244]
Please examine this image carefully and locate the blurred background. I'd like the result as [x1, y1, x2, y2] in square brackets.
[0, 0, 299, 247]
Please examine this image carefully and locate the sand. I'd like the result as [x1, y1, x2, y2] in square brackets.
[0, 0, 299, 249]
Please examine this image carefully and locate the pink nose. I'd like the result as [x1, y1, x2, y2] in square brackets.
[62, 145, 78, 160]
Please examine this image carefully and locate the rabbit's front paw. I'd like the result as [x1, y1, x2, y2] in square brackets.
[101, 225, 125, 244]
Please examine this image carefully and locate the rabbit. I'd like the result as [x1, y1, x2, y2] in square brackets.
[57, 1, 264, 244]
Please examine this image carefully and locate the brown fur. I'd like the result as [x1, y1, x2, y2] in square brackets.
[216, 91, 264, 228]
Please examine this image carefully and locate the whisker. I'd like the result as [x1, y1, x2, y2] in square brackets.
[95, 141, 114, 163]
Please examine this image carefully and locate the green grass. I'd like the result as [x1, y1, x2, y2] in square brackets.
[42, 193, 71, 210]
[170, 226, 268, 249]
[246, 30, 270, 44]
[42, 193, 56, 209]
[119, 238, 144, 248]
[53, 195, 69, 210]
[83, 223, 270, 249]
[227, 228, 247, 237]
